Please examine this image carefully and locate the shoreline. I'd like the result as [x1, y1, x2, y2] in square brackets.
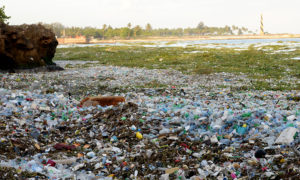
[58, 34, 300, 45]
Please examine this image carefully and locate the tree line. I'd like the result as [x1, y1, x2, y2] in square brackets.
[42, 22, 253, 39]
[0, 6, 253, 39]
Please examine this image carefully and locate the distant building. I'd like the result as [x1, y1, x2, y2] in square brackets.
[57, 35, 87, 44]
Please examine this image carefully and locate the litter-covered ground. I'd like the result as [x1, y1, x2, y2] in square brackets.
[0, 61, 299, 179]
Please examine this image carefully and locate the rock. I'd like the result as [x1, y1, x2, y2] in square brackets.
[0, 22, 63, 71]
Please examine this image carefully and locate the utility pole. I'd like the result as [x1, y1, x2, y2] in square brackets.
[260, 14, 264, 35]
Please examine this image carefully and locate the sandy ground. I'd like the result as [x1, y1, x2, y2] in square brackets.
[60, 34, 300, 45]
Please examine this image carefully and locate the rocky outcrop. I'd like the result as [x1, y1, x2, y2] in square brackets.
[0, 23, 63, 72]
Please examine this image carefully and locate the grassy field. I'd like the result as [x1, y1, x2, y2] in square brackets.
[54, 44, 300, 90]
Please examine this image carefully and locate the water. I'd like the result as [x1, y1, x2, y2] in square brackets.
[291, 57, 300, 60]
[170, 38, 300, 46]
[58, 38, 300, 48]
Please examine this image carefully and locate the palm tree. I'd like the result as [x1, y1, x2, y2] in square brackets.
[133, 25, 142, 37]
[127, 22, 132, 29]
[102, 24, 107, 31]
[146, 23, 152, 32]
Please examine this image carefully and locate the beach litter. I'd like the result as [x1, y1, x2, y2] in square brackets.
[0, 62, 299, 179]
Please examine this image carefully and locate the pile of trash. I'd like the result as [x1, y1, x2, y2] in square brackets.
[0, 63, 299, 179]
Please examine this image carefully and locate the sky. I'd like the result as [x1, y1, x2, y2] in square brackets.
[1, 0, 300, 34]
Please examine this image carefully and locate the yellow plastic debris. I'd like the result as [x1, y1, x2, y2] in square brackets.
[136, 132, 143, 139]
[34, 143, 40, 150]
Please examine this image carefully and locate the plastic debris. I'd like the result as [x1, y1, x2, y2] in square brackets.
[0, 61, 299, 179]
[275, 127, 299, 144]
[254, 150, 266, 158]
[136, 132, 143, 139]
[53, 143, 76, 150]
[165, 167, 179, 174]
[72, 163, 85, 171]
[46, 160, 56, 167]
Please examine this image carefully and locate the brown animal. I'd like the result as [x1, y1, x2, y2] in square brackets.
[79, 96, 125, 107]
